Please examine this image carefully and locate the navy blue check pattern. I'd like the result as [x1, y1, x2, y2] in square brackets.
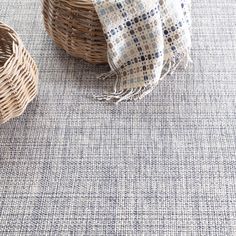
[93, 0, 191, 102]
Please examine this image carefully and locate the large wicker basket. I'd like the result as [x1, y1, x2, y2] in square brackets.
[0, 22, 38, 124]
[43, 0, 107, 64]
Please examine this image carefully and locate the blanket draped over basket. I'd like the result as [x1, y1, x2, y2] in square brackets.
[92, 0, 191, 103]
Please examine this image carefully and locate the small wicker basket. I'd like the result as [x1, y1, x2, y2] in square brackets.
[0, 22, 38, 124]
[43, 0, 107, 64]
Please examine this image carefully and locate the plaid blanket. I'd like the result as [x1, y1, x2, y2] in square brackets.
[92, 0, 191, 103]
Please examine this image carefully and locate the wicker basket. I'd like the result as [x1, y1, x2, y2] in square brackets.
[0, 22, 38, 124]
[43, 0, 107, 64]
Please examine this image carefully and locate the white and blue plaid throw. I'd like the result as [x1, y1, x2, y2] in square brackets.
[92, 0, 191, 103]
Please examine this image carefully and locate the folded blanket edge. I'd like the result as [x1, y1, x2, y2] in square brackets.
[94, 49, 192, 104]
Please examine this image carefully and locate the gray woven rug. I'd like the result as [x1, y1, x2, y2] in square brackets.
[0, 0, 236, 235]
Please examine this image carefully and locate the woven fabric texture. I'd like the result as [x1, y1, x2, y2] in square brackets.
[93, 0, 191, 102]
[0, 0, 236, 235]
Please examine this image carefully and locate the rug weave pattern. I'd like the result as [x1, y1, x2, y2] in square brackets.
[0, 0, 236, 235]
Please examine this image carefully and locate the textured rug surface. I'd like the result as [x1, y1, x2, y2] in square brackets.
[0, 0, 236, 235]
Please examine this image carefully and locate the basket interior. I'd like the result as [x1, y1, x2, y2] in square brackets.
[0, 29, 14, 67]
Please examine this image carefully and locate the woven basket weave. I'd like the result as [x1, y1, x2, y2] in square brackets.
[0, 22, 38, 124]
[43, 0, 107, 64]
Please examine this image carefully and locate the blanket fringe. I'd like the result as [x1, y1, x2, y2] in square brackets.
[95, 51, 192, 104]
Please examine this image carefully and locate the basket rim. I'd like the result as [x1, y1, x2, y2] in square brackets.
[0, 21, 21, 71]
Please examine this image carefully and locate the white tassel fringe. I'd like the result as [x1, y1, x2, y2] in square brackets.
[94, 51, 192, 104]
